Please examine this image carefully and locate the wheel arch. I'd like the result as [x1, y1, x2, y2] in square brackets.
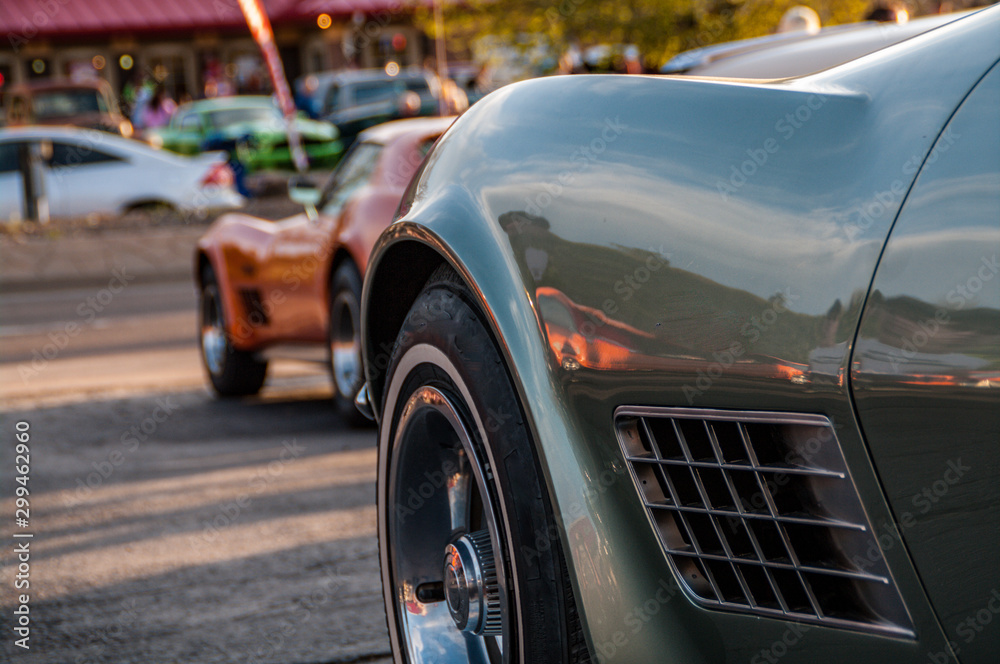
[324, 245, 361, 310]
[121, 198, 177, 213]
[362, 213, 612, 662]
[361, 233, 450, 417]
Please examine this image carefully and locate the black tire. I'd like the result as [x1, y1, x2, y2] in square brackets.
[377, 265, 590, 664]
[199, 266, 268, 397]
[328, 261, 368, 425]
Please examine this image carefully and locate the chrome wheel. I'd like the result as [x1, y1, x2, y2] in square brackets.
[376, 266, 589, 664]
[328, 262, 366, 422]
[200, 283, 226, 376]
[330, 287, 361, 397]
[383, 356, 510, 663]
[198, 266, 267, 397]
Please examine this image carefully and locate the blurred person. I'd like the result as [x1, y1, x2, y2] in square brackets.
[130, 79, 152, 130]
[142, 85, 176, 129]
[777, 5, 821, 33]
[440, 78, 469, 114]
[200, 131, 253, 199]
[558, 43, 585, 75]
[866, 2, 910, 23]
[121, 74, 140, 116]
[624, 46, 642, 74]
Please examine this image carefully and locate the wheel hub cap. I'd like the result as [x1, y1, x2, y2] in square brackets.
[331, 295, 360, 395]
[443, 530, 501, 635]
[202, 326, 225, 374]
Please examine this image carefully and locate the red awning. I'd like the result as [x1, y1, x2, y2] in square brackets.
[0, 0, 428, 39]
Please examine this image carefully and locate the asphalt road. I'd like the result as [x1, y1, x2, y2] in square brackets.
[0, 278, 391, 663]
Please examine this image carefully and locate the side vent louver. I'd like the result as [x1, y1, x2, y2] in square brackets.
[239, 288, 270, 327]
[615, 407, 914, 637]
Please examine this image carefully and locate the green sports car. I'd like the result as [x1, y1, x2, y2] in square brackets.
[146, 96, 343, 172]
[358, 6, 999, 664]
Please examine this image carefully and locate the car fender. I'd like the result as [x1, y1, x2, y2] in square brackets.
[196, 212, 279, 350]
[363, 9, 1000, 661]
[334, 188, 405, 279]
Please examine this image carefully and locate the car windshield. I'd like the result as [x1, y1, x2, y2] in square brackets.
[320, 141, 383, 213]
[353, 81, 404, 105]
[205, 106, 280, 129]
[32, 89, 105, 119]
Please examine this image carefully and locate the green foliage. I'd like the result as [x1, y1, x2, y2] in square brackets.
[423, 0, 872, 70]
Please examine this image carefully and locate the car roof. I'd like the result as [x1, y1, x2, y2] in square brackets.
[356, 115, 455, 145]
[661, 23, 868, 74]
[301, 67, 433, 86]
[0, 125, 131, 143]
[0, 125, 216, 164]
[179, 96, 277, 114]
[666, 10, 974, 78]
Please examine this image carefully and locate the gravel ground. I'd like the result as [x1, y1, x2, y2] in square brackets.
[0, 386, 392, 664]
[0, 178, 396, 663]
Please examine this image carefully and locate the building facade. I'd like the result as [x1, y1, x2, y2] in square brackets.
[1, 0, 431, 101]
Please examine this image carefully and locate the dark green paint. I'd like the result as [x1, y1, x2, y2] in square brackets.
[363, 7, 1000, 662]
[853, 61, 1000, 664]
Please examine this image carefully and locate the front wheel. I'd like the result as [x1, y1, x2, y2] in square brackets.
[199, 266, 267, 397]
[377, 266, 589, 663]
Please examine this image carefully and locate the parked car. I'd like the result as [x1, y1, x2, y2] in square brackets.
[146, 96, 342, 172]
[0, 126, 243, 222]
[2, 78, 132, 137]
[661, 10, 972, 78]
[296, 68, 440, 146]
[194, 116, 453, 419]
[359, 7, 999, 664]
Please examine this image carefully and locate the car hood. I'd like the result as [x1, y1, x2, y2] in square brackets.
[211, 117, 339, 142]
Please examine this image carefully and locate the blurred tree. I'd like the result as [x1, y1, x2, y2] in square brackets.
[420, 0, 874, 72]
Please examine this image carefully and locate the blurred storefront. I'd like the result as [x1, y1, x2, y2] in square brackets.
[0, 0, 431, 100]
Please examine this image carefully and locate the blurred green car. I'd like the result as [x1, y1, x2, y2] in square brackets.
[146, 96, 342, 172]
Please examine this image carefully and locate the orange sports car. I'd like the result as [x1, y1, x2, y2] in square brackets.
[195, 116, 454, 419]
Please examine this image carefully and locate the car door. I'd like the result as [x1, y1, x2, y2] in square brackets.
[262, 141, 385, 340]
[851, 62, 999, 664]
[42, 138, 131, 217]
[169, 110, 206, 154]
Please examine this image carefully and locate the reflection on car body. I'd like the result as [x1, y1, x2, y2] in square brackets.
[359, 7, 999, 664]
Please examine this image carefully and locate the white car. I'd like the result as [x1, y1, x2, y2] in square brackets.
[0, 126, 244, 222]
